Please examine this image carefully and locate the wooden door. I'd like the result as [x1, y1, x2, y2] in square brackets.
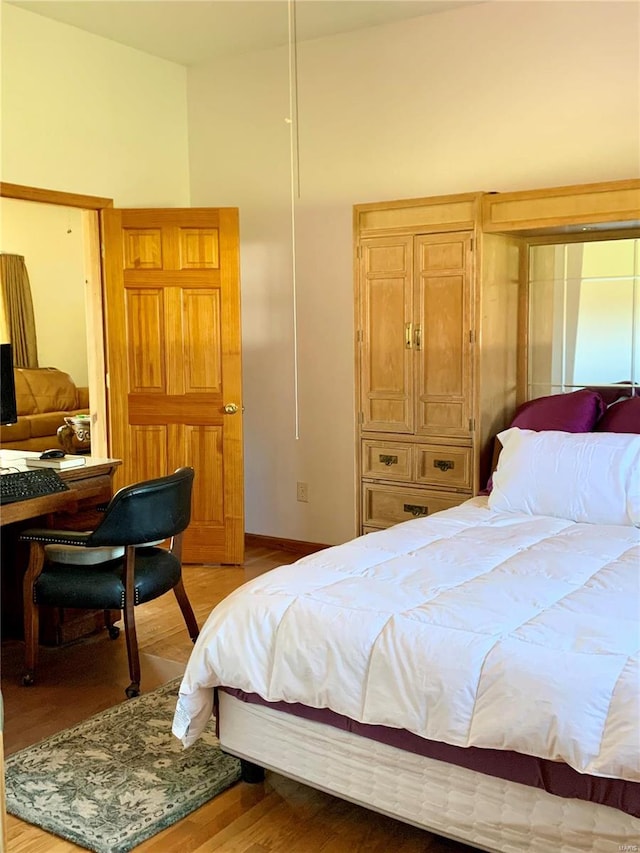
[414, 232, 473, 438]
[101, 208, 243, 564]
[359, 236, 414, 433]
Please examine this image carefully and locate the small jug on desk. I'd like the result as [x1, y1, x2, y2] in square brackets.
[58, 415, 91, 454]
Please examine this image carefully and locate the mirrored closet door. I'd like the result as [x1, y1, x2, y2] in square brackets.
[528, 238, 639, 401]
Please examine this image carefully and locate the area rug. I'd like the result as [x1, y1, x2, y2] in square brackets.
[5, 677, 242, 853]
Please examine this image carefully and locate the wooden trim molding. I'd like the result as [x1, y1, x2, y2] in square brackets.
[481, 178, 640, 234]
[245, 533, 329, 558]
[0, 182, 113, 210]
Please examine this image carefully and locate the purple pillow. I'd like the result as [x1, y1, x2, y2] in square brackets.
[510, 389, 605, 433]
[586, 381, 637, 407]
[595, 396, 640, 433]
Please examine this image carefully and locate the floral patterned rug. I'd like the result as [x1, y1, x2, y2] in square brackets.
[5, 677, 242, 853]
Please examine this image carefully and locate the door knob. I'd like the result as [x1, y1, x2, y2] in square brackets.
[223, 403, 238, 414]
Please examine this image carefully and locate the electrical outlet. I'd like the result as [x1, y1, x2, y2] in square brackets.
[296, 481, 309, 502]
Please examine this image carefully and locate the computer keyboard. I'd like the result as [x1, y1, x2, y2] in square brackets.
[0, 467, 70, 505]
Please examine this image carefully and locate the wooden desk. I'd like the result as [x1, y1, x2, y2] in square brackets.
[1, 457, 121, 643]
[0, 488, 79, 525]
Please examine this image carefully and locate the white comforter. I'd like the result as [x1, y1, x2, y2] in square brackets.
[173, 498, 640, 782]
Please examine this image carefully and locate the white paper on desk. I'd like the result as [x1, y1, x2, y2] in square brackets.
[0, 449, 38, 462]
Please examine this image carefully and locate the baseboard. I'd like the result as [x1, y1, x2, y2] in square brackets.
[244, 533, 329, 557]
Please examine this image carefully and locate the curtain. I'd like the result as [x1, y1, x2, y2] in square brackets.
[0, 254, 38, 367]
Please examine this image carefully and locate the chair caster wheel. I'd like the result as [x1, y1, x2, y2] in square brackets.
[125, 683, 140, 699]
[107, 626, 120, 640]
[22, 672, 35, 686]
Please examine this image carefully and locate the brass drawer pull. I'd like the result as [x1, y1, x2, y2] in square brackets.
[434, 459, 455, 472]
[379, 454, 398, 466]
[404, 503, 429, 517]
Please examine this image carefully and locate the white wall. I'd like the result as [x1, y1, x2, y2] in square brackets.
[0, 4, 190, 207]
[187, 0, 640, 545]
[0, 198, 88, 385]
[0, 3, 190, 460]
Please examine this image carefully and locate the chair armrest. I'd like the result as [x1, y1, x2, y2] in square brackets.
[19, 529, 93, 547]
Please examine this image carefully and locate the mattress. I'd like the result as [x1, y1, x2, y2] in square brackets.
[174, 498, 639, 790]
[218, 692, 640, 853]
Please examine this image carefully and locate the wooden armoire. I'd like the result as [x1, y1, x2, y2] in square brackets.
[354, 180, 640, 534]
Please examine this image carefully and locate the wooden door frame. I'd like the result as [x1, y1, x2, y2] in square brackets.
[0, 182, 113, 456]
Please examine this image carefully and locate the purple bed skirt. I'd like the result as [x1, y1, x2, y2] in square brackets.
[220, 687, 639, 818]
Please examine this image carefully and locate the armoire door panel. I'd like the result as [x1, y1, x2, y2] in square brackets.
[367, 244, 409, 272]
[420, 400, 467, 433]
[421, 275, 465, 394]
[369, 398, 411, 430]
[361, 237, 413, 432]
[420, 240, 465, 271]
[368, 278, 409, 391]
[415, 232, 472, 437]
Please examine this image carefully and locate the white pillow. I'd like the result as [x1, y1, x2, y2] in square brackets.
[488, 428, 640, 526]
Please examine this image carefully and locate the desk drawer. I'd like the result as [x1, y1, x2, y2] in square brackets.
[362, 483, 466, 529]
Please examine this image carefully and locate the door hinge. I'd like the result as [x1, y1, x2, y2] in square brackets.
[470, 237, 475, 251]
[469, 330, 475, 344]
[100, 243, 105, 258]
[358, 412, 364, 424]
[357, 329, 364, 343]
[357, 245, 362, 259]
[469, 418, 475, 432]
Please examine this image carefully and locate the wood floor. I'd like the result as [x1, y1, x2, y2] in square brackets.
[2, 543, 477, 853]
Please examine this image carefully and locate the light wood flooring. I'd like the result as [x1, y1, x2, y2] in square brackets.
[2, 543, 477, 853]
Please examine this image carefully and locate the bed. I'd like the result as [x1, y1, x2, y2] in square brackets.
[173, 413, 640, 853]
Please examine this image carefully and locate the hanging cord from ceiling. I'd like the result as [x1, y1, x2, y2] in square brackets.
[287, 0, 301, 439]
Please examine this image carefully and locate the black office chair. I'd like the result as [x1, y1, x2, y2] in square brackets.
[19, 466, 199, 698]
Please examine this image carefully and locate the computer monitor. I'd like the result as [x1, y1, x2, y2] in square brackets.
[0, 343, 18, 426]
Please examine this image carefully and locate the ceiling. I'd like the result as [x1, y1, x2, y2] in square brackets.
[7, 1, 480, 67]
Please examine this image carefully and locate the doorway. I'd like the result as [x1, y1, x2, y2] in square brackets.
[0, 182, 246, 564]
[0, 182, 111, 455]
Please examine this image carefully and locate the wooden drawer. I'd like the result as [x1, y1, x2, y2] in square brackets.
[414, 444, 472, 490]
[362, 440, 412, 481]
[362, 482, 466, 529]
